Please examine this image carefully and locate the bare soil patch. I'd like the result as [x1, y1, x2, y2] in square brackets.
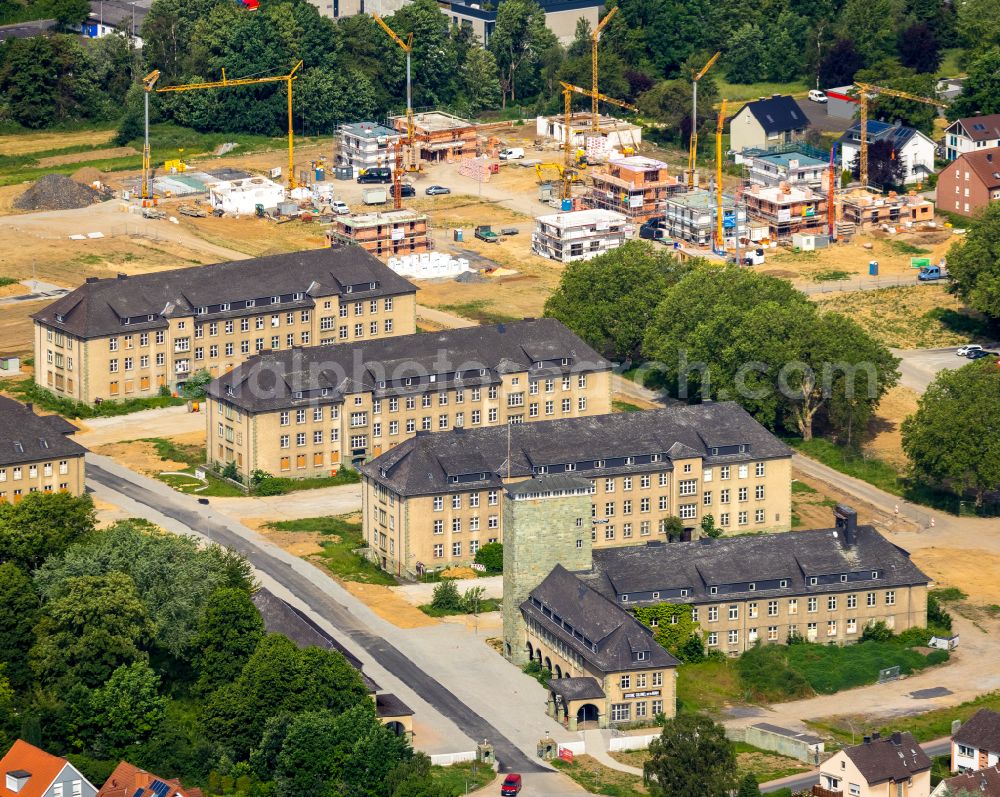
[0, 281, 26, 297]
[93, 440, 188, 476]
[338, 581, 438, 628]
[0, 129, 117, 157]
[37, 146, 137, 167]
[864, 385, 920, 470]
[0, 300, 48, 355]
[911, 549, 1000, 605]
[791, 469, 919, 534]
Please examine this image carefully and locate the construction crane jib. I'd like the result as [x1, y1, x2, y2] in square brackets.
[590, 6, 618, 131]
[155, 61, 303, 190]
[374, 14, 417, 171]
[852, 81, 946, 188]
[688, 50, 721, 190]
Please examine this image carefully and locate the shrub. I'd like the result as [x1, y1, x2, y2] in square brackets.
[253, 477, 290, 496]
[700, 515, 722, 538]
[462, 586, 486, 613]
[221, 461, 240, 481]
[926, 649, 950, 666]
[927, 594, 953, 633]
[522, 660, 552, 687]
[861, 620, 893, 642]
[474, 542, 503, 573]
[737, 645, 812, 702]
[430, 580, 463, 612]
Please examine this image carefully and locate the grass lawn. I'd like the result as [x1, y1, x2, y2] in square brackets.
[714, 77, 809, 102]
[427, 761, 495, 795]
[613, 400, 643, 413]
[265, 515, 397, 586]
[733, 742, 813, 783]
[939, 48, 965, 77]
[552, 756, 649, 797]
[419, 598, 502, 617]
[0, 378, 185, 418]
[786, 437, 904, 496]
[811, 269, 851, 282]
[677, 657, 746, 714]
[438, 300, 519, 325]
[808, 691, 1000, 745]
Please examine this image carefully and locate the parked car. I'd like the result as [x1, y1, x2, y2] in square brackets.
[499, 147, 525, 160]
[639, 223, 666, 240]
[331, 200, 350, 215]
[917, 264, 948, 281]
[398, 184, 416, 198]
[808, 89, 828, 103]
[966, 349, 999, 360]
[500, 774, 522, 796]
[425, 185, 451, 195]
[957, 344, 983, 357]
[357, 167, 392, 184]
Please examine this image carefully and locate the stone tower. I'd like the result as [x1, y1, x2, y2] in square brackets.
[502, 474, 594, 665]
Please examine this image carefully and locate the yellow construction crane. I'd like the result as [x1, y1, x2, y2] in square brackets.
[156, 61, 303, 189]
[374, 14, 417, 171]
[590, 6, 618, 131]
[559, 81, 637, 198]
[140, 69, 160, 200]
[715, 99, 727, 253]
[853, 82, 947, 187]
[688, 50, 721, 189]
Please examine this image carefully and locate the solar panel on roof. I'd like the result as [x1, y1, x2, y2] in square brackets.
[149, 781, 170, 797]
[972, 123, 986, 131]
[132, 788, 145, 797]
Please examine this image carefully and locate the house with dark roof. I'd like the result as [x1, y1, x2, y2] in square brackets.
[818, 731, 931, 797]
[730, 95, 809, 153]
[952, 709, 1000, 773]
[0, 397, 86, 503]
[0, 740, 96, 797]
[32, 247, 417, 404]
[839, 120, 936, 184]
[945, 114, 1000, 161]
[205, 318, 612, 488]
[934, 765, 1000, 797]
[359, 401, 792, 576]
[936, 147, 1000, 217]
[94, 762, 199, 797]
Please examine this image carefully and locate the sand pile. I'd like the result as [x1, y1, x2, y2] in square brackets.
[14, 173, 101, 211]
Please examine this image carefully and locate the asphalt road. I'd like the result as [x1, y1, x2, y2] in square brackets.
[892, 345, 998, 393]
[762, 738, 950, 793]
[87, 461, 549, 775]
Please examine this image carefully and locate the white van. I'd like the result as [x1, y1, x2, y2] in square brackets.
[808, 89, 827, 103]
[499, 147, 525, 160]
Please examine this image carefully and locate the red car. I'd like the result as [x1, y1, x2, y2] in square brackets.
[500, 773, 522, 795]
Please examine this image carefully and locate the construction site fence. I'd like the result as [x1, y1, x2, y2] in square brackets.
[803, 275, 919, 295]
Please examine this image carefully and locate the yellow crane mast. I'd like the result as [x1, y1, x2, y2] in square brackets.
[688, 50, 720, 189]
[559, 81, 637, 198]
[140, 69, 160, 200]
[590, 6, 618, 131]
[715, 99, 727, 253]
[156, 61, 303, 189]
[374, 14, 417, 172]
[853, 82, 947, 187]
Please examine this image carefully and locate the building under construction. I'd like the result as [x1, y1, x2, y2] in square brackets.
[327, 209, 431, 258]
[838, 189, 935, 230]
[743, 183, 828, 241]
[743, 145, 829, 190]
[662, 189, 746, 249]
[585, 156, 682, 222]
[535, 112, 642, 155]
[338, 122, 402, 177]
[532, 209, 631, 263]
[391, 111, 477, 163]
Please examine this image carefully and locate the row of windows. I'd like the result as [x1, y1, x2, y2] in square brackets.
[432, 539, 488, 558]
[610, 700, 664, 722]
[0, 483, 71, 501]
[432, 516, 500, 533]
[107, 330, 166, 350]
[109, 354, 166, 371]
[695, 592, 897, 621]
[705, 616, 884, 647]
[0, 461, 72, 480]
[618, 672, 664, 689]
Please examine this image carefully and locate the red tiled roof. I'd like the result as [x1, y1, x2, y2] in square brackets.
[0, 740, 79, 797]
[952, 148, 1000, 189]
[96, 762, 199, 797]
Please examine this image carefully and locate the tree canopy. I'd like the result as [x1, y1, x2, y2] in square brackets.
[945, 202, 1000, 320]
[644, 713, 737, 797]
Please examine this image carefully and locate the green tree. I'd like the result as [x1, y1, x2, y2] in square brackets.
[204, 634, 369, 757]
[384, 0, 459, 109]
[115, 82, 147, 146]
[0, 35, 97, 128]
[854, 66, 937, 133]
[700, 514, 722, 538]
[193, 587, 265, 693]
[544, 241, 694, 361]
[34, 520, 249, 657]
[0, 491, 95, 571]
[633, 604, 698, 659]
[296, 67, 377, 136]
[737, 772, 761, 797]
[474, 541, 503, 573]
[644, 714, 737, 797]
[898, 23, 942, 73]
[30, 572, 154, 688]
[765, 11, 809, 81]
[957, 0, 1000, 51]
[945, 201, 1000, 319]
[430, 580, 463, 612]
[51, 0, 90, 29]
[636, 74, 720, 145]
[180, 369, 213, 399]
[488, 0, 557, 106]
[0, 562, 39, 688]
[662, 516, 685, 541]
[861, 619, 893, 641]
[460, 46, 502, 116]
[839, 0, 903, 64]
[901, 360, 1000, 506]
[950, 48, 1000, 117]
[91, 662, 168, 755]
[818, 38, 865, 87]
[724, 24, 767, 83]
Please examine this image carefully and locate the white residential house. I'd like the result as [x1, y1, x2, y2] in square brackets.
[0, 740, 97, 797]
[531, 209, 630, 263]
[817, 732, 931, 797]
[839, 121, 936, 185]
[952, 709, 1000, 772]
[944, 115, 1000, 161]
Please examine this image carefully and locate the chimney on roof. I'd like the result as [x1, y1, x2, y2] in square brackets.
[891, 731, 902, 745]
[988, 153, 994, 162]
[834, 504, 858, 548]
[117, 272, 127, 280]
[86, 276, 99, 283]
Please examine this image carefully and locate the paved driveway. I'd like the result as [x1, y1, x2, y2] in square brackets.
[892, 346, 997, 393]
[796, 98, 851, 134]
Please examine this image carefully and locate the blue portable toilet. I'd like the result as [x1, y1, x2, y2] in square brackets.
[869, 260, 879, 276]
[561, 198, 573, 212]
[454, 228, 463, 242]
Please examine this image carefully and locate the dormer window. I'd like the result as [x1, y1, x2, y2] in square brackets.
[345, 285, 353, 294]
[429, 375, 437, 382]
[293, 292, 305, 300]
[451, 476, 459, 483]
[246, 299, 256, 307]
[809, 577, 818, 586]
[294, 391, 303, 399]
[370, 282, 378, 290]
[651, 454, 661, 462]
[536, 466, 548, 474]
[594, 459, 604, 469]
[565, 463, 576, 471]
[739, 444, 748, 453]
[625, 457, 635, 465]
[840, 574, 848, 582]
[121, 317, 130, 325]
[871, 571, 878, 579]
[780, 579, 788, 588]
[196, 306, 207, 314]
[225, 386, 234, 397]
[709, 586, 718, 595]
[380, 468, 387, 477]
[561, 358, 569, 365]
[748, 583, 756, 591]
[220, 303, 230, 311]
[621, 594, 629, 602]
[147, 314, 154, 321]
[711, 447, 719, 456]
[39, 438, 49, 449]
[55, 313, 65, 323]
[636, 650, 648, 661]
[321, 389, 329, 396]
[6, 772, 31, 793]
[404, 378, 412, 386]
[378, 381, 385, 388]
[680, 589, 688, 597]
[271, 296, 280, 304]
[479, 369, 486, 376]
[13, 441, 24, 453]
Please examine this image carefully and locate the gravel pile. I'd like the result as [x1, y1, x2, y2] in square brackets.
[14, 173, 102, 211]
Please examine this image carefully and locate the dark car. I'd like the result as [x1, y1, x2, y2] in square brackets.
[500, 774, 522, 796]
[396, 184, 416, 198]
[425, 185, 451, 195]
[357, 168, 392, 184]
[639, 223, 666, 240]
[966, 349, 999, 360]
